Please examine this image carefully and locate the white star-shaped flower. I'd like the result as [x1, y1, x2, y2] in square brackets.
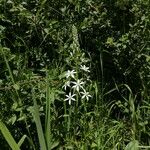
[64, 92, 76, 105]
[62, 81, 71, 90]
[72, 79, 84, 92]
[80, 65, 90, 72]
[65, 70, 76, 78]
[81, 90, 92, 101]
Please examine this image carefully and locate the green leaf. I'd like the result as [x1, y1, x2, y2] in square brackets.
[18, 135, 27, 147]
[106, 37, 114, 46]
[0, 121, 21, 150]
[125, 140, 139, 150]
[51, 141, 59, 149]
[8, 114, 17, 125]
[32, 89, 47, 150]
[13, 84, 20, 90]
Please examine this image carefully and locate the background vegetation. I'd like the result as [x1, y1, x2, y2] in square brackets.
[0, 0, 150, 149]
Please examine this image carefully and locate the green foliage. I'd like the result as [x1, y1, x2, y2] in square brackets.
[125, 140, 139, 150]
[0, 121, 21, 150]
[0, 0, 150, 149]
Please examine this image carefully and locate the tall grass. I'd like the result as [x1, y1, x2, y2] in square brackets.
[0, 60, 150, 149]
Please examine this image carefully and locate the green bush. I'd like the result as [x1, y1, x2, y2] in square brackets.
[0, 0, 149, 149]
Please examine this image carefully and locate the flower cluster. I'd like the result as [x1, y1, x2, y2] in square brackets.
[63, 66, 92, 105]
[62, 25, 92, 105]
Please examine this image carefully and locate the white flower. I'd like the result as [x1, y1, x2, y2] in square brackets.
[72, 79, 84, 92]
[62, 81, 71, 90]
[81, 90, 92, 101]
[80, 65, 90, 72]
[65, 70, 76, 78]
[64, 92, 76, 105]
[87, 76, 91, 82]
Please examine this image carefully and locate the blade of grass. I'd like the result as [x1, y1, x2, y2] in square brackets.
[1, 47, 21, 105]
[32, 89, 47, 150]
[0, 121, 21, 150]
[45, 70, 53, 150]
[18, 135, 27, 147]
